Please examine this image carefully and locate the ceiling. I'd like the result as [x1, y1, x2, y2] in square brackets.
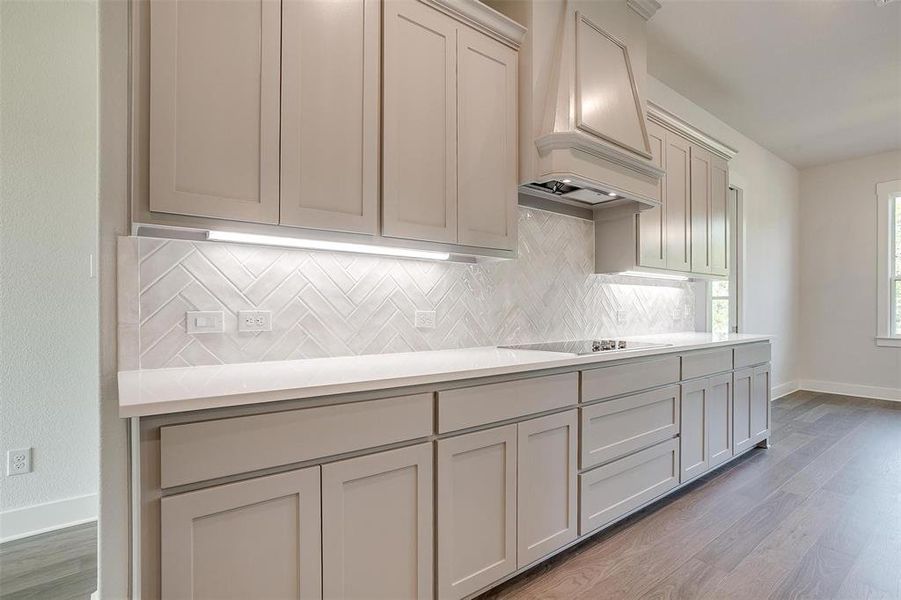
[647, 0, 901, 169]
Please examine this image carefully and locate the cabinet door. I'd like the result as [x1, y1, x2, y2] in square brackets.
[517, 411, 577, 568]
[680, 379, 708, 482]
[664, 132, 691, 272]
[750, 364, 771, 445]
[437, 425, 516, 599]
[280, 0, 379, 234]
[690, 145, 712, 274]
[732, 367, 754, 454]
[162, 467, 321, 600]
[149, 0, 280, 223]
[638, 121, 667, 268]
[383, 0, 458, 244]
[707, 373, 733, 468]
[322, 443, 433, 600]
[457, 27, 518, 250]
[709, 155, 730, 276]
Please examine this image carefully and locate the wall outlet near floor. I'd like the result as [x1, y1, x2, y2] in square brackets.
[414, 310, 436, 329]
[238, 310, 272, 333]
[186, 311, 224, 334]
[7, 448, 32, 476]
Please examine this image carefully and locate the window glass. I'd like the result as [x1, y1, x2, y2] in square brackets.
[895, 196, 900, 276]
[711, 280, 729, 335]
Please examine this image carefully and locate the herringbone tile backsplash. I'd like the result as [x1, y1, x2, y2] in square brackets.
[119, 207, 698, 369]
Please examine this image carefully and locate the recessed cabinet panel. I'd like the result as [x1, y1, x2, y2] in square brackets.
[707, 374, 733, 468]
[161, 467, 322, 600]
[680, 379, 708, 482]
[750, 365, 771, 444]
[322, 444, 432, 600]
[457, 27, 518, 250]
[280, 0, 379, 234]
[517, 411, 578, 567]
[383, 0, 457, 244]
[710, 155, 729, 276]
[437, 425, 517, 600]
[638, 121, 667, 269]
[149, 0, 280, 223]
[732, 367, 754, 454]
[665, 132, 692, 272]
[690, 145, 712, 274]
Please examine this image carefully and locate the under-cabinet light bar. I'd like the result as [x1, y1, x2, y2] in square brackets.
[619, 270, 689, 281]
[206, 231, 451, 261]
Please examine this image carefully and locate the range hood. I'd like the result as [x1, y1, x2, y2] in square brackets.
[489, 0, 664, 212]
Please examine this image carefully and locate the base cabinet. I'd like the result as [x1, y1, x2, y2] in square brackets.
[322, 443, 433, 600]
[680, 379, 709, 482]
[161, 467, 322, 600]
[733, 364, 771, 453]
[707, 373, 733, 469]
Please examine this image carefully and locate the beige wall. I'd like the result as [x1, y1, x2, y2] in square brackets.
[799, 151, 901, 398]
[647, 77, 802, 394]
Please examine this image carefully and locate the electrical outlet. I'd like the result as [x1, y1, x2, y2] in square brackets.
[238, 310, 272, 332]
[672, 309, 682, 322]
[414, 310, 436, 329]
[186, 311, 224, 334]
[7, 448, 32, 476]
[616, 310, 627, 325]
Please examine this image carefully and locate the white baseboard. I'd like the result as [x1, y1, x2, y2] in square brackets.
[0, 493, 97, 543]
[798, 379, 901, 403]
[772, 381, 800, 400]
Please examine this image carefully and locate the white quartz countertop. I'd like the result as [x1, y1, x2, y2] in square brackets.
[118, 332, 772, 418]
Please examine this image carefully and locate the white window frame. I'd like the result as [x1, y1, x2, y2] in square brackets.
[706, 186, 743, 334]
[876, 179, 901, 347]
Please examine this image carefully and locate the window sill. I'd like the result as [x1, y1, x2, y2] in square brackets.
[875, 336, 901, 348]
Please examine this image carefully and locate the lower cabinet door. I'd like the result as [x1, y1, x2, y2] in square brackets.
[732, 367, 755, 454]
[516, 411, 578, 568]
[750, 364, 771, 444]
[579, 438, 679, 535]
[707, 373, 733, 469]
[161, 466, 322, 600]
[680, 379, 709, 482]
[322, 443, 433, 600]
[437, 425, 517, 600]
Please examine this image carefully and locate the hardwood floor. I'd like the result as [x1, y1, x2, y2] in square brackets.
[481, 392, 901, 600]
[0, 522, 96, 600]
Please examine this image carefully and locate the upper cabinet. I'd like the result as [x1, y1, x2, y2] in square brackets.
[595, 104, 736, 279]
[141, 0, 523, 256]
[383, 0, 519, 250]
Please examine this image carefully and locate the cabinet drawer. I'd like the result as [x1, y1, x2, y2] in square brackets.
[581, 356, 681, 402]
[733, 342, 771, 369]
[579, 438, 679, 535]
[681, 348, 733, 380]
[580, 385, 680, 469]
[437, 372, 577, 433]
[160, 393, 433, 488]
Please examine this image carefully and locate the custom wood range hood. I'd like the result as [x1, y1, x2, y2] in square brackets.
[489, 0, 664, 214]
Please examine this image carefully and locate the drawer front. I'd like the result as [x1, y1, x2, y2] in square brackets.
[733, 342, 771, 369]
[681, 348, 733, 380]
[579, 438, 679, 535]
[581, 356, 681, 402]
[160, 393, 433, 488]
[580, 385, 680, 470]
[438, 372, 577, 433]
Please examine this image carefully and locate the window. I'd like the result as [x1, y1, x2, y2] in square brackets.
[711, 280, 730, 335]
[876, 179, 901, 346]
[708, 186, 742, 335]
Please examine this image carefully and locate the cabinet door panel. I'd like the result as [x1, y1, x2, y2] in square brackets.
[457, 27, 517, 250]
[162, 467, 321, 600]
[665, 132, 691, 272]
[751, 365, 771, 444]
[437, 425, 516, 599]
[517, 411, 578, 567]
[383, 0, 457, 243]
[680, 379, 708, 482]
[639, 121, 667, 268]
[323, 444, 432, 600]
[733, 367, 754, 454]
[709, 155, 729, 276]
[707, 373, 733, 468]
[149, 0, 280, 223]
[690, 145, 712, 274]
[280, 0, 378, 234]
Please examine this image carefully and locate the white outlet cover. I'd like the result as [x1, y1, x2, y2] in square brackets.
[414, 310, 436, 329]
[7, 448, 32, 476]
[238, 310, 272, 332]
[186, 311, 224, 334]
[616, 310, 627, 325]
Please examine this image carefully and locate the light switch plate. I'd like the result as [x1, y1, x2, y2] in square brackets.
[414, 310, 436, 329]
[186, 311, 224, 334]
[238, 310, 272, 332]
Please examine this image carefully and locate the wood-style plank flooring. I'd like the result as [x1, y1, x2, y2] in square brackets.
[481, 392, 901, 600]
[0, 522, 96, 600]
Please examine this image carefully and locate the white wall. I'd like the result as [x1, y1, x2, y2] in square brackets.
[647, 77, 802, 394]
[799, 151, 901, 399]
[0, 0, 99, 540]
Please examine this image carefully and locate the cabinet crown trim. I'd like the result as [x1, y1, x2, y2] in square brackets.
[627, 0, 662, 20]
[647, 102, 738, 161]
[423, 0, 526, 47]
